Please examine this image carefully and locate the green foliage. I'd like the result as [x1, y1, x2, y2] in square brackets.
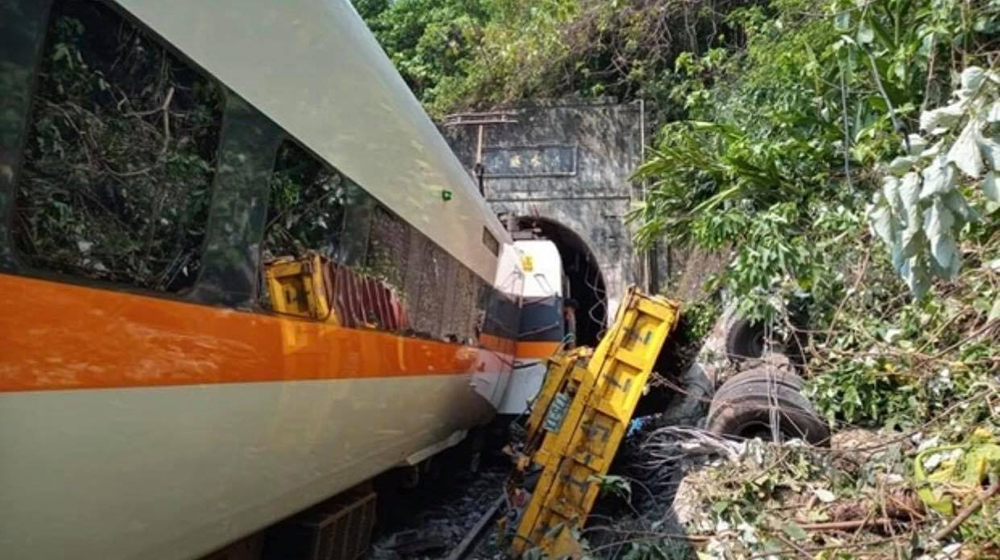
[354, 0, 749, 117]
[633, 122, 831, 248]
[15, 4, 221, 291]
[807, 356, 919, 428]
[589, 473, 633, 501]
[350, 0, 389, 20]
[263, 142, 348, 259]
[869, 68, 1000, 296]
[632, 116, 842, 319]
[804, 224, 998, 428]
[678, 297, 722, 343]
[631, 0, 999, 318]
[356, 0, 491, 115]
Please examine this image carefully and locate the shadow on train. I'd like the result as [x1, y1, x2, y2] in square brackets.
[516, 217, 607, 347]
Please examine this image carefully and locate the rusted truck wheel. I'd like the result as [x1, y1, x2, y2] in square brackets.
[707, 366, 829, 445]
[725, 317, 770, 361]
[725, 317, 808, 366]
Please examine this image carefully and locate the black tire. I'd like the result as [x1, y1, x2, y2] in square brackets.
[725, 318, 810, 367]
[725, 318, 770, 361]
[707, 373, 830, 446]
[717, 364, 805, 392]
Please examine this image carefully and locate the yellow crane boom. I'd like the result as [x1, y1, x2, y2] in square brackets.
[509, 286, 681, 557]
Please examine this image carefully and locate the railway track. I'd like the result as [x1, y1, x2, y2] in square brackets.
[367, 457, 508, 560]
[444, 496, 505, 560]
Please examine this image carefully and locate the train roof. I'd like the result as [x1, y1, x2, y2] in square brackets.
[115, 0, 510, 281]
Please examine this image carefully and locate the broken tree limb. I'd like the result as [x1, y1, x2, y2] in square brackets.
[797, 517, 903, 532]
[774, 533, 813, 559]
[932, 479, 1000, 542]
[748, 537, 903, 559]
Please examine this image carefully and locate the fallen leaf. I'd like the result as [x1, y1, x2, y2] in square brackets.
[782, 521, 808, 541]
[813, 488, 836, 503]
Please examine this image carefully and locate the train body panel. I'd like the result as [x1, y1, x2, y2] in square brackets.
[1, 377, 489, 560]
[0, 273, 506, 560]
[0, 0, 532, 557]
[112, 0, 508, 282]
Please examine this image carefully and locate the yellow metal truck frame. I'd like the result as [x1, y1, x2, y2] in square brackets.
[265, 254, 334, 321]
[510, 287, 680, 557]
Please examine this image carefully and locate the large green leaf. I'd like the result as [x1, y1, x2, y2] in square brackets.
[888, 155, 917, 175]
[905, 133, 929, 156]
[947, 119, 984, 178]
[923, 198, 960, 277]
[960, 66, 987, 95]
[919, 155, 955, 199]
[942, 190, 977, 225]
[920, 100, 967, 135]
[977, 136, 1000, 171]
[984, 171, 1000, 202]
[882, 175, 903, 213]
[869, 202, 894, 245]
[987, 101, 1000, 123]
[900, 172, 922, 210]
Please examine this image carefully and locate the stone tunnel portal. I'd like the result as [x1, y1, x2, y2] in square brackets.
[441, 101, 654, 340]
[517, 217, 607, 347]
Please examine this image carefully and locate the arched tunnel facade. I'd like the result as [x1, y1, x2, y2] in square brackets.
[442, 100, 655, 334]
[515, 217, 607, 347]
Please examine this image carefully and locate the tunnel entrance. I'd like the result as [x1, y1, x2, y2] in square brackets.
[516, 217, 607, 347]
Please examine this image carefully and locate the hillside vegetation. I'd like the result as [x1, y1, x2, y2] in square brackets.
[357, 0, 999, 556]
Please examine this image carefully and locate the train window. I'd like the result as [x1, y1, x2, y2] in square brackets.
[399, 232, 446, 338]
[262, 140, 348, 261]
[365, 205, 409, 292]
[444, 265, 477, 344]
[416, 241, 454, 339]
[11, 0, 223, 292]
[189, 93, 282, 308]
[482, 227, 500, 256]
[0, 0, 51, 271]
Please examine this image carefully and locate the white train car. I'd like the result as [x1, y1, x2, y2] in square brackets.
[497, 240, 567, 415]
[0, 1, 532, 558]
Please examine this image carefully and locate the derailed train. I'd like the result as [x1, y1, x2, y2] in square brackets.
[0, 1, 566, 558]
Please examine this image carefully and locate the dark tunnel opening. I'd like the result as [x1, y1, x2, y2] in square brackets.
[516, 217, 607, 347]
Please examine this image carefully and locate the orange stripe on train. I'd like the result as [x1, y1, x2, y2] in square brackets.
[514, 341, 561, 360]
[0, 274, 512, 392]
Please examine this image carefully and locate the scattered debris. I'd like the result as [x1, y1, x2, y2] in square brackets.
[579, 396, 1000, 559]
[368, 466, 506, 560]
[369, 294, 999, 560]
[444, 497, 504, 560]
[384, 530, 449, 557]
